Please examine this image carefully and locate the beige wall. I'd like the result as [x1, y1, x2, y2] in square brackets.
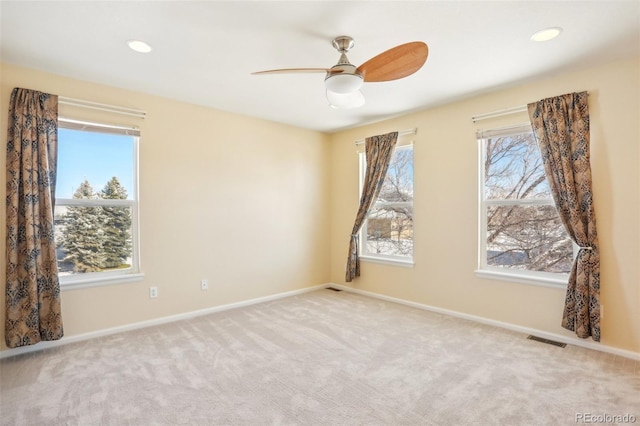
[0, 63, 331, 351]
[329, 57, 640, 353]
[1, 57, 638, 356]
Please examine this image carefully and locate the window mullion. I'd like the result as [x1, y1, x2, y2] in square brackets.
[373, 201, 413, 208]
[56, 198, 134, 207]
[484, 198, 555, 206]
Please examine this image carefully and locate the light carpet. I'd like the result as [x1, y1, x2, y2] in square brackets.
[1, 289, 638, 425]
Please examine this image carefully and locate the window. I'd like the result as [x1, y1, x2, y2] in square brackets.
[54, 119, 142, 288]
[359, 144, 414, 265]
[477, 124, 573, 285]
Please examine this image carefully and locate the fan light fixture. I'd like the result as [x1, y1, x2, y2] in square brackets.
[324, 61, 364, 108]
[326, 90, 365, 109]
[325, 73, 364, 94]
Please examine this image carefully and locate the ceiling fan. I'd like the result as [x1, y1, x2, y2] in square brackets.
[252, 36, 429, 109]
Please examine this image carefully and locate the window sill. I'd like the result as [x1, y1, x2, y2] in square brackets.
[60, 272, 145, 291]
[360, 255, 414, 268]
[475, 269, 567, 289]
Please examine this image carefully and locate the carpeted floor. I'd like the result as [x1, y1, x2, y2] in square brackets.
[1, 289, 638, 425]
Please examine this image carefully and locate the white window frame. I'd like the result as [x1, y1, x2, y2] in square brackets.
[476, 123, 572, 288]
[55, 118, 143, 289]
[359, 144, 414, 267]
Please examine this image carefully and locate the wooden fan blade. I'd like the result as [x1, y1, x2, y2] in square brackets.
[357, 42, 428, 82]
[251, 68, 343, 75]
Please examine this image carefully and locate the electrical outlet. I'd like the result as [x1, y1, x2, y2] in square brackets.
[149, 286, 158, 298]
[201, 279, 209, 291]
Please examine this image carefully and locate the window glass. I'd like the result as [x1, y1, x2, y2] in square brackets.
[484, 133, 550, 200]
[361, 145, 414, 262]
[479, 126, 573, 280]
[54, 123, 140, 285]
[57, 128, 134, 199]
[486, 205, 573, 273]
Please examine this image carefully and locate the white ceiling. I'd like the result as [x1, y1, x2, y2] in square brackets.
[1, 1, 639, 133]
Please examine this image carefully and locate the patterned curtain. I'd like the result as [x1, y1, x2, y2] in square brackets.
[5, 88, 63, 348]
[527, 91, 600, 341]
[345, 131, 398, 282]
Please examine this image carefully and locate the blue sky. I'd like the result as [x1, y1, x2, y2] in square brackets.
[56, 128, 134, 199]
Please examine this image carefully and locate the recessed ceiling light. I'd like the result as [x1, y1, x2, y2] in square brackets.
[127, 40, 152, 53]
[530, 27, 563, 42]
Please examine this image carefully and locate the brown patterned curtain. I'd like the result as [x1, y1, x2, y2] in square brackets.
[345, 131, 398, 282]
[527, 91, 600, 341]
[5, 88, 63, 348]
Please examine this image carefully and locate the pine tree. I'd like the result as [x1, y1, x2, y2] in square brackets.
[100, 177, 132, 269]
[60, 180, 106, 272]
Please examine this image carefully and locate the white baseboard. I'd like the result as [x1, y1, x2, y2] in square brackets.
[0, 283, 328, 360]
[328, 283, 640, 362]
[4, 282, 637, 362]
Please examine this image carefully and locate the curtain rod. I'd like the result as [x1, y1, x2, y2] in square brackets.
[58, 96, 146, 119]
[471, 106, 527, 123]
[476, 122, 532, 139]
[472, 92, 590, 123]
[59, 116, 140, 133]
[354, 128, 417, 146]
